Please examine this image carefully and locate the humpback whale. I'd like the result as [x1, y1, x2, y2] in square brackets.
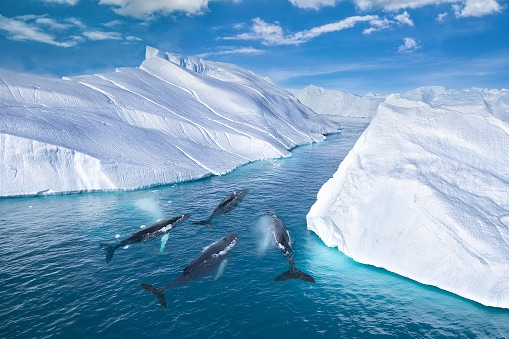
[100, 214, 190, 263]
[193, 189, 248, 228]
[269, 214, 315, 283]
[140, 231, 237, 309]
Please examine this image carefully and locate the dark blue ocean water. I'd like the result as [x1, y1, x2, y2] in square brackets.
[1, 123, 508, 339]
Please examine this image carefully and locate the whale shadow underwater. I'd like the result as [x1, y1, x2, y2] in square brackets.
[100, 214, 190, 263]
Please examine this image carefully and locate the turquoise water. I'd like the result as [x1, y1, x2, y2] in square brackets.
[1, 123, 508, 338]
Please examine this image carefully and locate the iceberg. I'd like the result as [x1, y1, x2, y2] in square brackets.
[0, 46, 337, 197]
[307, 87, 509, 308]
[289, 84, 386, 122]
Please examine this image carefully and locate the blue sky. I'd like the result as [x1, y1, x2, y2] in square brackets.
[0, 0, 507, 94]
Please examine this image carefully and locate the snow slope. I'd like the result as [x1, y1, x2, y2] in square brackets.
[289, 84, 386, 121]
[307, 87, 509, 308]
[0, 46, 337, 197]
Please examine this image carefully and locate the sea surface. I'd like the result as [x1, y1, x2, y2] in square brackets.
[1, 123, 508, 338]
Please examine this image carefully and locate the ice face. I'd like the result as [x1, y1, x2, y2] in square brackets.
[0, 46, 337, 197]
[307, 89, 509, 309]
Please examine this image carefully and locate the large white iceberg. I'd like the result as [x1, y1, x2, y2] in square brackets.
[307, 87, 509, 308]
[289, 84, 386, 121]
[0, 46, 337, 197]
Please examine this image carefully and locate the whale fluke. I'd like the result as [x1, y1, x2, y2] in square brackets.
[192, 219, 213, 228]
[140, 283, 167, 310]
[274, 267, 315, 283]
[100, 243, 116, 263]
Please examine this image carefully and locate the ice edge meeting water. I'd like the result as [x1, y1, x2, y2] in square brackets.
[2, 129, 509, 338]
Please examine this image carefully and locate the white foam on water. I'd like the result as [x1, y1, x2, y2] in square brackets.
[254, 215, 275, 257]
[133, 197, 164, 221]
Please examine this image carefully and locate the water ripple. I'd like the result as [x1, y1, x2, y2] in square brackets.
[2, 126, 509, 338]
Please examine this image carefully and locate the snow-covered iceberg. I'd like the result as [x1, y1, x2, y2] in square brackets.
[0, 46, 337, 197]
[307, 87, 509, 308]
[289, 84, 386, 122]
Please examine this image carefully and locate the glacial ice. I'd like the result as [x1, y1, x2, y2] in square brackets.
[0, 46, 337, 196]
[289, 84, 386, 122]
[307, 87, 509, 309]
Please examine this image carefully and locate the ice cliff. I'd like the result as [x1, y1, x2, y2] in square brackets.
[0, 46, 337, 196]
[307, 87, 509, 309]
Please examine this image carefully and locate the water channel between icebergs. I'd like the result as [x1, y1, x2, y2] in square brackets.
[1, 123, 508, 338]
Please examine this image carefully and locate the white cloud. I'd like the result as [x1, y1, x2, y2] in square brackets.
[125, 35, 142, 41]
[83, 30, 122, 41]
[395, 11, 414, 26]
[362, 11, 414, 34]
[355, 0, 447, 11]
[362, 17, 392, 34]
[362, 11, 412, 34]
[294, 15, 379, 40]
[436, 12, 448, 21]
[219, 46, 266, 55]
[398, 37, 420, 52]
[196, 46, 266, 58]
[454, 0, 502, 17]
[226, 18, 285, 45]
[103, 20, 124, 28]
[35, 17, 73, 30]
[224, 15, 378, 45]
[289, 0, 340, 10]
[65, 17, 86, 29]
[353, 0, 503, 17]
[0, 14, 134, 47]
[98, 0, 210, 19]
[40, 0, 79, 5]
[0, 14, 77, 47]
[226, 12, 419, 44]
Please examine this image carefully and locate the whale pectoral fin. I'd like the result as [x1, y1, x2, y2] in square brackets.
[274, 268, 315, 283]
[214, 259, 228, 281]
[140, 283, 167, 310]
[159, 233, 170, 254]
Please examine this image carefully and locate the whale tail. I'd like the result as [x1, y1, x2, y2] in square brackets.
[274, 267, 315, 283]
[100, 243, 116, 264]
[140, 283, 167, 310]
[192, 219, 213, 228]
